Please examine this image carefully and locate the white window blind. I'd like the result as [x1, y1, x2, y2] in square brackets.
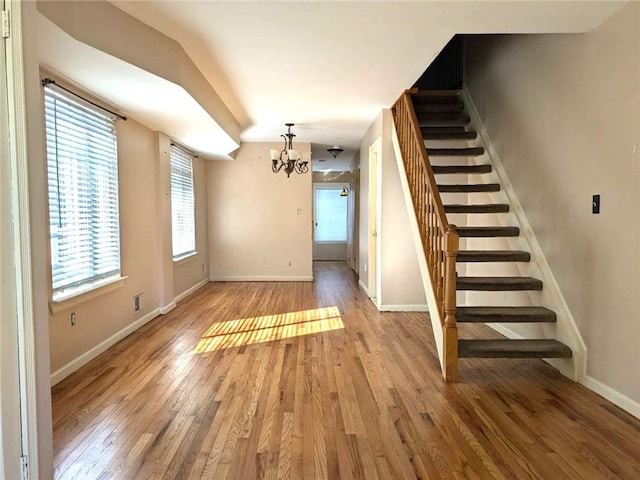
[44, 85, 121, 299]
[170, 145, 196, 259]
[315, 187, 348, 242]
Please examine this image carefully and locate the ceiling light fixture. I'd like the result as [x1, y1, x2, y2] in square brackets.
[327, 145, 344, 158]
[270, 123, 309, 177]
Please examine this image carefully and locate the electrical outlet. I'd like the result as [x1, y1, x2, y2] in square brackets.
[288, 261, 292, 267]
[134, 293, 143, 312]
[70, 312, 77, 326]
[202, 263, 207, 273]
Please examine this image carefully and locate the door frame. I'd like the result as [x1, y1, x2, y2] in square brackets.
[368, 137, 382, 306]
[312, 182, 350, 261]
[1, 0, 24, 477]
[4, 1, 45, 478]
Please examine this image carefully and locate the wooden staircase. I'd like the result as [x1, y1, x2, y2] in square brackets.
[392, 89, 572, 380]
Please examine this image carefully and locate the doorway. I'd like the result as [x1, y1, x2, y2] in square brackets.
[313, 183, 349, 261]
[1, 1, 25, 476]
[367, 138, 382, 304]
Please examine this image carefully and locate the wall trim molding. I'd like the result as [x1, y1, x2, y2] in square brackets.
[50, 308, 160, 386]
[581, 375, 640, 419]
[462, 85, 587, 382]
[379, 304, 429, 312]
[209, 275, 314, 282]
[159, 302, 177, 314]
[358, 279, 371, 297]
[174, 278, 209, 304]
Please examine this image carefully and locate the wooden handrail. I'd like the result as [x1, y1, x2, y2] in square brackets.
[391, 89, 459, 381]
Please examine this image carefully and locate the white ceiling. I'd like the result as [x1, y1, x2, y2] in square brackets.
[37, 13, 239, 158]
[39, 1, 627, 168]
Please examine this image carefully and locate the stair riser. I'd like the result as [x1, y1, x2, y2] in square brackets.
[419, 119, 470, 127]
[414, 103, 464, 113]
[411, 94, 460, 104]
[428, 148, 485, 157]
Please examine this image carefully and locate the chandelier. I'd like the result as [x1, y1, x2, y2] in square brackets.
[270, 123, 309, 177]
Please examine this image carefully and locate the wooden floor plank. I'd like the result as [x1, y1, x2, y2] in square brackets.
[51, 261, 640, 479]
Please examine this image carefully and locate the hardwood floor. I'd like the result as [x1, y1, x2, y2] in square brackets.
[52, 261, 639, 479]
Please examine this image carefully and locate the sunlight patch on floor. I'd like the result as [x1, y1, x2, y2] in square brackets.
[191, 306, 344, 353]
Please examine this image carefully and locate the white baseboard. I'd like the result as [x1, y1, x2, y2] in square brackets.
[209, 275, 314, 282]
[358, 279, 371, 297]
[159, 302, 176, 314]
[379, 304, 429, 312]
[581, 375, 640, 419]
[50, 308, 160, 386]
[174, 278, 209, 304]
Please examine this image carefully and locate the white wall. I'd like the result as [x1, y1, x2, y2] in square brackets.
[48, 116, 210, 378]
[465, 2, 640, 404]
[206, 142, 313, 280]
[359, 110, 428, 309]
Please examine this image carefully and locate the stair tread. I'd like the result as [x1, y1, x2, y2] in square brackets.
[445, 204, 510, 214]
[457, 250, 531, 262]
[457, 276, 543, 291]
[438, 184, 500, 193]
[457, 306, 556, 323]
[432, 164, 492, 174]
[423, 131, 478, 140]
[458, 339, 572, 358]
[428, 147, 485, 156]
[456, 226, 520, 237]
[421, 126, 466, 133]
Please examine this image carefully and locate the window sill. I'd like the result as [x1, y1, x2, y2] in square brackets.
[173, 251, 198, 266]
[49, 276, 128, 314]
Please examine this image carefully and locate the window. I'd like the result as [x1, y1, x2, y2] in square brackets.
[314, 186, 348, 242]
[44, 85, 121, 301]
[170, 144, 196, 259]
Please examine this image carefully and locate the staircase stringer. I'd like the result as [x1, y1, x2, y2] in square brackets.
[390, 125, 446, 369]
[461, 85, 587, 381]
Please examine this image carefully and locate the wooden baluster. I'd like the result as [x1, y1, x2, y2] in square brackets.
[443, 225, 459, 382]
[436, 228, 443, 310]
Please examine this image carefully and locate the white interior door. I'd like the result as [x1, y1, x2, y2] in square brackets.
[368, 138, 381, 303]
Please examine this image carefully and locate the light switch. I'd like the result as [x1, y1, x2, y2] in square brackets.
[592, 194, 600, 214]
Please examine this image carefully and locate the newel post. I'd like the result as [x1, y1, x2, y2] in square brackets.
[443, 225, 459, 382]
